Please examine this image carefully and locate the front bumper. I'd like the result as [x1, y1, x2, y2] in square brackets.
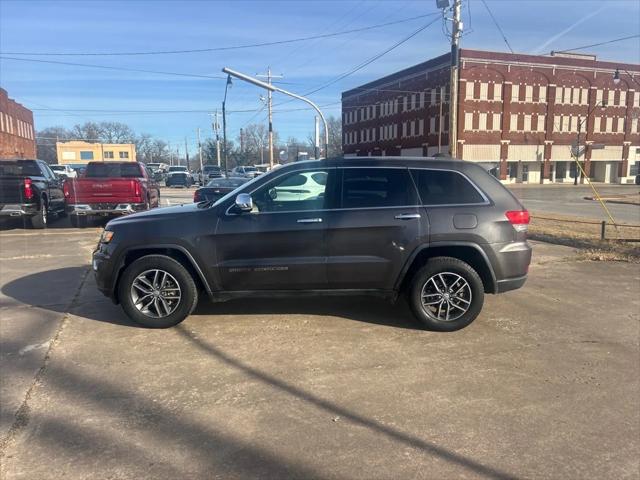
[0, 203, 39, 218]
[92, 244, 119, 301]
[67, 203, 146, 217]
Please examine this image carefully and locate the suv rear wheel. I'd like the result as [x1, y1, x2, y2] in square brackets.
[118, 255, 198, 328]
[408, 257, 484, 332]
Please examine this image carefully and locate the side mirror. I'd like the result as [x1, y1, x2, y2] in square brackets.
[235, 193, 253, 212]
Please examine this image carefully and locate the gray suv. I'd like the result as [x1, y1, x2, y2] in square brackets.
[93, 157, 532, 331]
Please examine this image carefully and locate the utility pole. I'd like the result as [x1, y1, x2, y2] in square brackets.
[211, 111, 222, 167]
[197, 128, 203, 180]
[446, 0, 462, 158]
[257, 67, 283, 169]
[438, 86, 444, 153]
[184, 137, 189, 170]
[314, 116, 320, 159]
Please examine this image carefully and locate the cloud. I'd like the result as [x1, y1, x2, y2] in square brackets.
[531, 4, 608, 54]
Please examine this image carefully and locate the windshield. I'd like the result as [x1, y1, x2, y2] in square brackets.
[50, 165, 65, 171]
[243, 166, 257, 172]
[0, 161, 41, 176]
[168, 166, 188, 172]
[203, 166, 221, 172]
[85, 163, 142, 178]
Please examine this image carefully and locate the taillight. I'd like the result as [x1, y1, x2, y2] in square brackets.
[133, 180, 141, 198]
[506, 210, 530, 232]
[194, 190, 201, 202]
[24, 178, 34, 200]
[63, 181, 70, 198]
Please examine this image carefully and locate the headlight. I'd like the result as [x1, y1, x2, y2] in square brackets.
[100, 230, 114, 243]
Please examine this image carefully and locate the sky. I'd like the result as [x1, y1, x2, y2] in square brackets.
[1, 0, 639, 153]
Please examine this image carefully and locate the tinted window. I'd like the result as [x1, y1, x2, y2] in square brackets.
[253, 169, 330, 213]
[0, 161, 41, 176]
[410, 169, 485, 205]
[85, 163, 142, 178]
[340, 168, 418, 208]
[206, 178, 245, 188]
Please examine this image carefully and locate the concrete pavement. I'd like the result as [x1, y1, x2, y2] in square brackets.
[0, 220, 638, 479]
[508, 184, 639, 223]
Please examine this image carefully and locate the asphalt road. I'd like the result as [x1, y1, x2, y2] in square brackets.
[509, 184, 640, 223]
[1, 216, 638, 478]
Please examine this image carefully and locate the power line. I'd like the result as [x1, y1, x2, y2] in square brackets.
[480, 0, 514, 54]
[301, 17, 441, 98]
[1, 13, 440, 57]
[552, 34, 640, 54]
[0, 56, 227, 80]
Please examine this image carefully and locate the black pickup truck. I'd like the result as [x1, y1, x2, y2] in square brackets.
[0, 159, 66, 228]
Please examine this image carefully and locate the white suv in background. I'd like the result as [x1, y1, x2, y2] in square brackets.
[50, 164, 78, 178]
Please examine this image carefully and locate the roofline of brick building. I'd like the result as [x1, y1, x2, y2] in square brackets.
[342, 48, 640, 100]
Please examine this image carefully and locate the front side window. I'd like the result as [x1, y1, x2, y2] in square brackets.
[252, 169, 331, 213]
[340, 168, 418, 209]
[80, 151, 94, 160]
[410, 169, 485, 205]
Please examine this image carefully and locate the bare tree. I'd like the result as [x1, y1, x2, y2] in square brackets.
[305, 115, 342, 158]
[238, 123, 279, 164]
[101, 122, 136, 143]
[70, 122, 104, 142]
[36, 126, 72, 164]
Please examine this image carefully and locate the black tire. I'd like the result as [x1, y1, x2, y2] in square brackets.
[408, 256, 484, 332]
[118, 255, 198, 328]
[70, 215, 88, 228]
[30, 200, 47, 229]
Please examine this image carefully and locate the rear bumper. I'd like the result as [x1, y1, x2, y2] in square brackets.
[67, 203, 146, 216]
[0, 203, 39, 218]
[496, 275, 528, 293]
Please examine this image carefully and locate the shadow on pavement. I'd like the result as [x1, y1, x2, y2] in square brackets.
[3, 267, 422, 331]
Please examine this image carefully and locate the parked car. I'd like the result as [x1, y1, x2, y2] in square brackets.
[165, 166, 193, 187]
[50, 164, 78, 179]
[193, 177, 248, 203]
[93, 157, 532, 330]
[0, 159, 66, 228]
[231, 165, 261, 178]
[200, 165, 224, 184]
[64, 161, 160, 228]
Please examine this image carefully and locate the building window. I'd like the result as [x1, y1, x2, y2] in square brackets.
[605, 117, 613, 133]
[619, 91, 627, 106]
[511, 85, 520, 102]
[479, 112, 487, 130]
[525, 85, 533, 103]
[104, 151, 114, 159]
[634, 92, 640, 107]
[571, 88, 579, 104]
[430, 117, 436, 133]
[596, 89, 603, 105]
[538, 85, 547, 103]
[524, 114, 532, 131]
[632, 118, 639, 133]
[465, 82, 474, 100]
[581, 88, 589, 105]
[418, 119, 424, 135]
[607, 90, 615, 107]
[493, 113, 502, 131]
[119, 151, 130, 159]
[617, 118, 625, 133]
[494, 83, 503, 100]
[80, 151, 94, 160]
[480, 82, 488, 100]
[419, 92, 425, 108]
[510, 114, 518, 131]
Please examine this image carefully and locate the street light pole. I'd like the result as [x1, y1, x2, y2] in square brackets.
[222, 67, 329, 158]
[222, 75, 232, 176]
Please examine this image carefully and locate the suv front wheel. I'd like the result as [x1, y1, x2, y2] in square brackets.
[119, 255, 198, 328]
[408, 257, 484, 332]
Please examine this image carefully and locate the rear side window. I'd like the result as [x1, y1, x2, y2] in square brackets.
[0, 161, 41, 176]
[85, 163, 142, 178]
[340, 168, 418, 208]
[410, 169, 485, 205]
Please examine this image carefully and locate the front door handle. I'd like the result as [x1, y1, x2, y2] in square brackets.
[394, 213, 421, 220]
[297, 218, 323, 224]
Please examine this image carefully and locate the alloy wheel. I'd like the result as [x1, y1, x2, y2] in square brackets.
[420, 272, 472, 322]
[130, 269, 182, 318]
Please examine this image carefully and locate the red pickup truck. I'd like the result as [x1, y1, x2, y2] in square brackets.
[64, 161, 160, 227]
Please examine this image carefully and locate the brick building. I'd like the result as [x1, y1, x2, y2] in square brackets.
[342, 49, 640, 184]
[0, 88, 36, 159]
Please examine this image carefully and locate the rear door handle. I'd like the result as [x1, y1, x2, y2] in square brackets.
[394, 213, 421, 220]
[297, 218, 323, 223]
